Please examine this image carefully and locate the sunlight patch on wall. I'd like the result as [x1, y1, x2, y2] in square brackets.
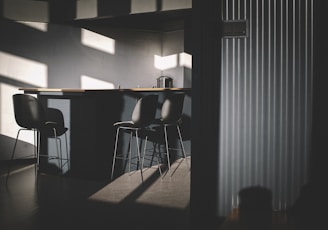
[3, 0, 49, 22]
[0, 83, 34, 144]
[131, 0, 157, 13]
[162, 0, 192, 11]
[76, 0, 97, 19]
[179, 52, 192, 69]
[81, 29, 116, 55]
[154, 54, 178, 70]
[0, 51, 48, 87]
[17, 21, 48, 32]
[81, 75, 115, 89]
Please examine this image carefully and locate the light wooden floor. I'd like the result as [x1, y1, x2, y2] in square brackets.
[1, 157, 191, 230]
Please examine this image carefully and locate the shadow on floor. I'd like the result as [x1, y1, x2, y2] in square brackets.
[1, 158, 191, 230]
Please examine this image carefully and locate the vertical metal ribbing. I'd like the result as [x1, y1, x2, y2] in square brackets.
[219, 0, 313, 216]
[219, 0, 227, 213]
[242, 0, 248, 196]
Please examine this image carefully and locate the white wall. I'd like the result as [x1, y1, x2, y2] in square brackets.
[0, 17, 188, 160]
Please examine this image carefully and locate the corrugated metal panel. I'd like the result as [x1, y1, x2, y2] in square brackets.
[219, 0, 313, 216]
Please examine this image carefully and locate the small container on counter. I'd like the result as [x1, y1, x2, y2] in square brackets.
[157, 76, 173, 88]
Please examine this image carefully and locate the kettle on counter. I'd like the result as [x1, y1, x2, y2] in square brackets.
[157, 76, 173, 88]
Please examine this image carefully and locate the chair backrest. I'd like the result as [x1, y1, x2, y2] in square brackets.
[12, 94, 45, 129]
[46, 108, 65, 127]
[45, 107, 68, 136]
[132, 94, 158, 127]
[160, 92, 185, 123]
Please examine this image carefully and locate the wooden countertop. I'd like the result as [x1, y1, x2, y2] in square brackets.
[20, 87, 191, 94]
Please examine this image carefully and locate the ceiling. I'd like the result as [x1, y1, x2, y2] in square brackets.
[3, 0, 191, 32]
[72, 9, 191, 32]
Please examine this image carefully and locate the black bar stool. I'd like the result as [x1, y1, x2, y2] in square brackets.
[111, 94, 158, 183]
[151, 92, 188, 176]
[6, 94, 69, 184]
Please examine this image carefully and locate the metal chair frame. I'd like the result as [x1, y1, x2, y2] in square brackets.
[111, 94, 158, 183]
[6, 94, 69, 184]
[152, 93, 188, 177]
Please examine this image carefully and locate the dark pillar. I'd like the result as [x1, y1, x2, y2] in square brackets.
[191, 0, 223, 229]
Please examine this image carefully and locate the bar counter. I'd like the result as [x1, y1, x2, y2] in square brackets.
[20, 87, 191, 180]
[21, 87, 190, 94]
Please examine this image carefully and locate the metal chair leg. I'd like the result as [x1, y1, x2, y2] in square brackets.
[35, 130, 40, 181]
[64, 132, 70, 169]
[6, 129, 21, 184]
[52, 128, 63, 175]
[164, 126, 171, 175]
[135, 130, 144, 183]
[128, 132, 133, 174]
[141, 136, 148, 171]
[177, 125, 187, 158]
[6, 128, 40, 184]
[111, 127, 120, 180]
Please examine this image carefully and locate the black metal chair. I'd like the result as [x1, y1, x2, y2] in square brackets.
[151, 92, 188, 176]
[44, 107, 69, 172]
[111, 94, 158, 182]
[6, 94, 69, 183]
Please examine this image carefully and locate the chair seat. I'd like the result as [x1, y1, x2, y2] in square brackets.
[152, 118, 182, 126]
[113, 121, 136, 128]
[44, 121, 68, 137]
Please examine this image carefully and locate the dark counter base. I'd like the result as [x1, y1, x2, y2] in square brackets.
[33, 89, 191, 180]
